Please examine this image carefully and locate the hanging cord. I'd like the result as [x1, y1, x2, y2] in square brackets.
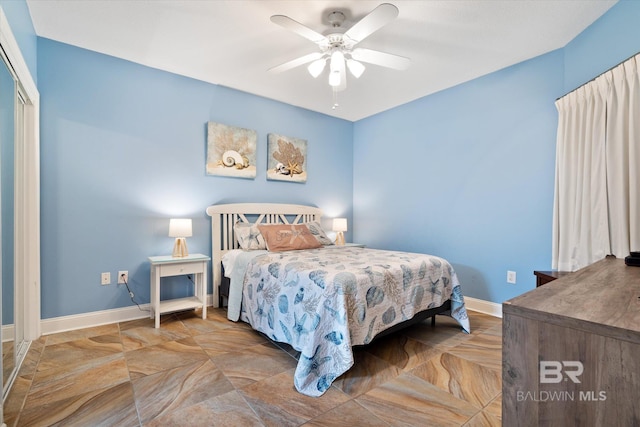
[120, 273, 149, 312]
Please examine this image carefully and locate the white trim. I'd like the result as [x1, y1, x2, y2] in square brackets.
[41, 305, 153, 336]
[0, 11, 37, 98]
[40, 295, 215, 335]
[0, 6, 40, 416]
[1, 324, 13, 342]
[464, 296, 503, 318]
[0, 6, 40, 339]
[36, 295, 500, 336]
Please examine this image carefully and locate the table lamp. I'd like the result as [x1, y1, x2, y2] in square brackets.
[169, 218, 192, 257]
[333, 218, 347, 246]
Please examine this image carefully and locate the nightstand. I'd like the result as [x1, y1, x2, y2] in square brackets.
[148, 253, 210, 328]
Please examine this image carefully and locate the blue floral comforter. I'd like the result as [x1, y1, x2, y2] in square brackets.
[238, 247, 470, 396]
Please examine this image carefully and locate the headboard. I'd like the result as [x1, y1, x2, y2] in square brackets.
[205, 203, 323, 307]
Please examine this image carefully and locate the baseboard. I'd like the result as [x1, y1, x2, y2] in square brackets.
[37, 295, 499, 337]
[464, 296, 502, 318]
[40, 295, 216, 336]
[1, 324, 13, 342]
[40, 304, 152, 335]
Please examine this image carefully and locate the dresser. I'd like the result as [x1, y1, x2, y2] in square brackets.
[533, 270, 571, 287]
[503, 258, 640, 425]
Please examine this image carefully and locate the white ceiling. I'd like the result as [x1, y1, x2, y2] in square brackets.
[26, 0, 616, 121]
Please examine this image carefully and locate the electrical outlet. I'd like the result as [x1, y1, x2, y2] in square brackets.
[118, 271, 128, 284]
[101, 272, 111, 285]
[507, 270, 517, 284]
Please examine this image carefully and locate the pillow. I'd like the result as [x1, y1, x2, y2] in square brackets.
[305, 221, 334, 245]
[258, 224, 323, 252]
[234, 222, 266, 250]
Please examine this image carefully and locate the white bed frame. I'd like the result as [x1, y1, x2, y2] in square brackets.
[205, 203, 323, 307]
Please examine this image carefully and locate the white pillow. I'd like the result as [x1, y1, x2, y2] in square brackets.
[234, 222, 266, 250]
[305, 221, 334, 245]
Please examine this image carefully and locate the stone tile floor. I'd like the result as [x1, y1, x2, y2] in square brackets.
[4, 308, 502, 426]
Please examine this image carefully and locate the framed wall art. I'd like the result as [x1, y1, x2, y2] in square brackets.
[266, 133, 307, 183]
[206, 122, 257, 179]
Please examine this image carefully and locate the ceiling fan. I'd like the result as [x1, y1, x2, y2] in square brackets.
[268, 3, 411, 94]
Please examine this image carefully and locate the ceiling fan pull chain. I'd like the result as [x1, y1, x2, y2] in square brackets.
[332, 88, 339, 110]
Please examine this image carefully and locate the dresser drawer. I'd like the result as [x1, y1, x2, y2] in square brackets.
[159, 261, 205, 277]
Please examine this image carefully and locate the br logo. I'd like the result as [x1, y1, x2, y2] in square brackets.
[539, 361, 583, 384]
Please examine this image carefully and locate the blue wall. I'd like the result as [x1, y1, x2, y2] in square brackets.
[38, 39, 353, 319]
[0, 0, 37, 83]
[563, 0, 640, 93]
[34, 0, 640, 319]
[353, 51, 563, 303]
[353, 0, 640, 304]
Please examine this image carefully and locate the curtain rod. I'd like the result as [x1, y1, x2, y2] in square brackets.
[556, 51, 640, 101]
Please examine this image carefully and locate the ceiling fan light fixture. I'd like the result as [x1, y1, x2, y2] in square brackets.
[329, 50, 346, 87]
[329, 70, 341, 87]
[330, 49, 345, 72]
[269, 3, 407, 107]
[346, 59, 365, 78]
[307, 58, 327, 78]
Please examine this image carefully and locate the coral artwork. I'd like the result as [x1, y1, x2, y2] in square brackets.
[267, 133, 307, 183]
[206, 122, 257, 179]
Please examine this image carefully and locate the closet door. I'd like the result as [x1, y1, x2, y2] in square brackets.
[0, 8, 41, 422]
[0, 44, 16, 395]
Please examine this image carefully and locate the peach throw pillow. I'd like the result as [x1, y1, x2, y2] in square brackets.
[257, 224, 323, 252]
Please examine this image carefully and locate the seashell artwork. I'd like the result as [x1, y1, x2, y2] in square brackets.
[221, 150, 248, 168]
[267, 133, 307, 183]
[206, 122, 257, 179]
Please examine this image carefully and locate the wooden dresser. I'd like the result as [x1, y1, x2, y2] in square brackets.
[503, 258, 640, 425]
[533, 270, 572, 287]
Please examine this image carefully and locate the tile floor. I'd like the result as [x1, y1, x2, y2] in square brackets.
[4, 308, 502, 426]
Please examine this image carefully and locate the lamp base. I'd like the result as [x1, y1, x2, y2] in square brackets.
[335, 231, 345, 246]
[172, 237, 189, 257]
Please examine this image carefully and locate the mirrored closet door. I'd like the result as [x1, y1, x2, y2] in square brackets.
[0, 7, 42, 422]
[0, 43, 17, 393]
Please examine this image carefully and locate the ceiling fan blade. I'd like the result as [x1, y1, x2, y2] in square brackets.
[351, 48, 411, 70]
[343, 3, 398, 45]
[271, 15, 328, 45]
[268, 52, 324, 73]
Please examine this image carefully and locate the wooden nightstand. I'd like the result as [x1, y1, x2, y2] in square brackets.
[148, 254, 210, 328]
[533, 270, 572, 287]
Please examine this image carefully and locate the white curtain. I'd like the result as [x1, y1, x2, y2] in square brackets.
[553, 54, 640, 271]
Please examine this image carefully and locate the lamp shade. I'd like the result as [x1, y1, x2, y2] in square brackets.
[346, 59, 365, 78]
[308, 58, 327, 78]
[332, 218, 347, 232]
[169, 218, 192, 238]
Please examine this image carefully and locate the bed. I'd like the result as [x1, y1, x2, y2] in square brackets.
[205, 203, 470, 396]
